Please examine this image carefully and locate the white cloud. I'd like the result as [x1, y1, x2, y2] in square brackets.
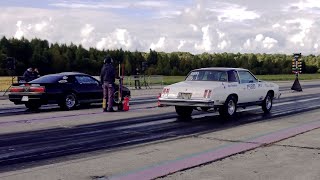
[286, 18, 314, 46]
[35, 21, 48, 32]
[2, 1, 320, 54]
[134, 1, 170, 8]
[314, 43, 318, 49]
[81, 24, 94, 38]
[14, 20, 24, 39]
[262, 37, 278, 49]
[189, 24, 198, 32]
[96, 38, 108, 50]
[272, 23, 281, 28]
[96, 28, 133, 50]
[150, 37, 165, 50]
[81, 24, 95, 45]
[216, 29, 225, 39]
[255, 34, 264, 42]
[243, 34, 278, 50]
[50, 2, 128, 9]
[208, 4, 260, 22]
[289, 0, 320, 11]
[178, 40, 186, 50]
[195, 25, 212, 51]
[218, 40, 230, 50]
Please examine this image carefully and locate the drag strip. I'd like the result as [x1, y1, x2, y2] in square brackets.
[0, 93, 320, 172]
[0, 83, 319, 115]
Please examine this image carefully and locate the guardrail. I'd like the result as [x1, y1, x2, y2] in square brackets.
[0, 75, 164, 92]
[94, 75, 164, 89]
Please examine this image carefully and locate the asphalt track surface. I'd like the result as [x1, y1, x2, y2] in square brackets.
[0, 83, 320, 173]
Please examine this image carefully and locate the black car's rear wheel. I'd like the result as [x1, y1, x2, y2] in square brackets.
[59, 93, 77, 110]
[25, 102, 41, 110]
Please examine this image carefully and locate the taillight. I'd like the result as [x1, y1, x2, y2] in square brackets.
[203, 89, 212, 98]
[162, 88, 170, 96]
[10, 87, 24, 92]
[30, 87, 45, 93]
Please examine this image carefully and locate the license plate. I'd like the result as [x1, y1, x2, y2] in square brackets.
[179, 93, 192, 99]
[21, 96, 29, 102]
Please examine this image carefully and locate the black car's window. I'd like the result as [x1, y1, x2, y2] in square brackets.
[75, 76, 99, 85]
[30, 75, 62, 83]
[186, 70, 227, 82]
[238, 71, 257, 84]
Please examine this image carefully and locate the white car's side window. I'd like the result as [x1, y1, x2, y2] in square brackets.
[238, 71, 258, 84]
[228, 71, 239, 83]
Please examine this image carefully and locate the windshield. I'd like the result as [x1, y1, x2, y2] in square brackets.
[186, 70, 228, 82]
[29, 75, 62, 83]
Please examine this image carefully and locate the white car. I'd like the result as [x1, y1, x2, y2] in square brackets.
[159, 67, 281, 118]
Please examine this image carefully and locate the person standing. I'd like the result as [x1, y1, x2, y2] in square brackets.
[100, 55, 116, 112]
[134, 68, 141, 89]
[23, 68, 35, 82]
[33, 68, 40, 78]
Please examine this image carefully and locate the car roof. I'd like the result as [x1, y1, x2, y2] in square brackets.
[193, 67, 247, 71]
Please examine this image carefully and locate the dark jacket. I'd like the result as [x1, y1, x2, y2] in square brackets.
[100, 64, 116, 83]
[23, 70, 35, 82]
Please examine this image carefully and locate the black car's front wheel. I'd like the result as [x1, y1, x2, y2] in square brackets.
[59, 93, 78, 110]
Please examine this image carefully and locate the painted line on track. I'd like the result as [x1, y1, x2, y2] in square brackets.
[110, 119, 320, 180]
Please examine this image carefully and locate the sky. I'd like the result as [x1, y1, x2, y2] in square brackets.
[0, 0, 320, 55]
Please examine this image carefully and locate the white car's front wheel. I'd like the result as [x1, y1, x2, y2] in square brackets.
[219, 96, 237, 118]
[262, 92, 273, 113]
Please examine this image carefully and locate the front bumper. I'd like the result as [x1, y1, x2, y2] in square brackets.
[159, 98, 215, 107]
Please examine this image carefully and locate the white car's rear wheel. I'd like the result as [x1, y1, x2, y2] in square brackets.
[262, 92, 273, 113]
[219, 96, 237, 118]
[175, 106, 193, 117]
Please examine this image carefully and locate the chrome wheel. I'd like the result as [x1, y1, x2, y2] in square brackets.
[219, 96, 237, 118]
[227, 100, 236, 115]
[65, 94, 76, 108]
[59, 93, 77, 110]
[262, 92, 273, 113]
[265, 96, 272, 110]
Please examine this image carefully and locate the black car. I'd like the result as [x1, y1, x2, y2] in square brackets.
[9, 72, 130, 110]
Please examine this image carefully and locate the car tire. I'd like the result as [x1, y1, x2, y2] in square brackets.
[175, 106, 193, 117]
[219, 96, 237, 118]
[25, 103, 41, 110]
[59, 93, 78, 110]
[262, 92, 273, 113]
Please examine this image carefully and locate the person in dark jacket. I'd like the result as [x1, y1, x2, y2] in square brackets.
[100, 55, 116, 112]
[33, 68, 40, 78]
[23, 68, 35, 82]
[134, 68, 141, 89]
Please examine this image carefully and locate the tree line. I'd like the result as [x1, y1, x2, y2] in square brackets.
[0, 36, 319, 76]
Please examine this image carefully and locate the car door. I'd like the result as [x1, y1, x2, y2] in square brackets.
[237, 70, 260, 103]
[74, 75, 102, 102]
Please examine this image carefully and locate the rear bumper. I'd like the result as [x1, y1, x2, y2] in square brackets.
[159, 98, 215, 107]
[9, 93, 48, 104]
